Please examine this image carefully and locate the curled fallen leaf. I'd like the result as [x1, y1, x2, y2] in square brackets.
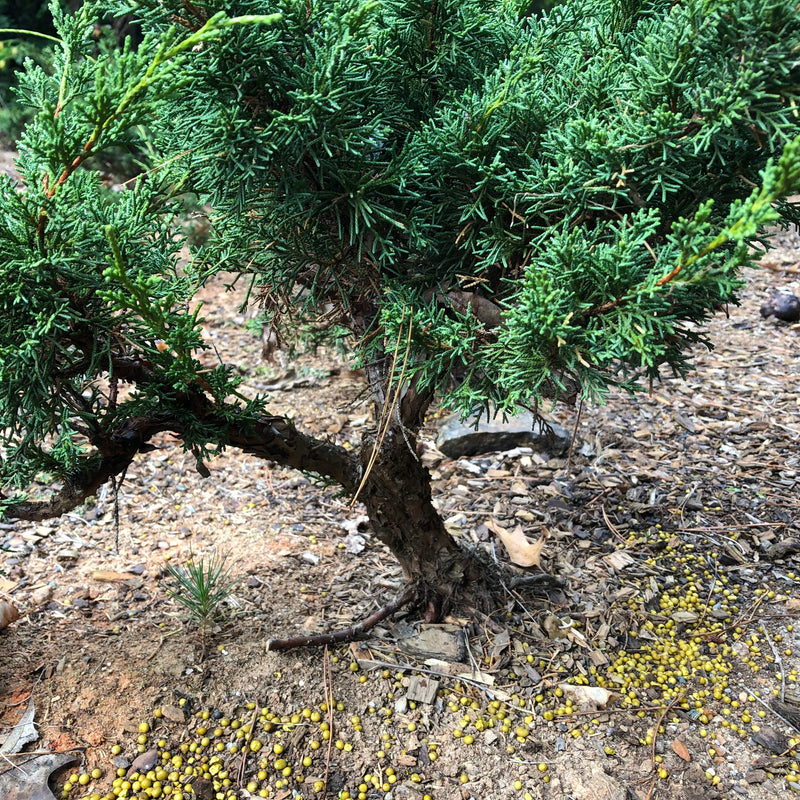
[558, 683, 619, 710]
[672, 739, 691, 761]
[486, 521, 545, 567]
[127, 748, 158, 778]
[0, 600, 20, 631]
[0, 699, 38, 754]
[0, 752, 78, 800]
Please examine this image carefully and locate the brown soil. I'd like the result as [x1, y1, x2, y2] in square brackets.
[1, 239, 800, 800]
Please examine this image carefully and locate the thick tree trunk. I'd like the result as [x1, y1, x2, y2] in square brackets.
[359, 421, 471, 620]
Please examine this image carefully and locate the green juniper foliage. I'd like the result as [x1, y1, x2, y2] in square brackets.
[1, 0, 800, 599]
[0, 1, 279, 498]
[140, 0, 800, 412]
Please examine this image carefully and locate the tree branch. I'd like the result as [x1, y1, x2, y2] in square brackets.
[212, 412, 360, 492]
[266, 585, 416, 651]
[2, 416, 175, 521]
[2, 400, 360, 523]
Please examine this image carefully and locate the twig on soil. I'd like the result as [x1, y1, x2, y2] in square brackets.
[650, 695, 682, 768]
[472, 608, 506, 635]
[496, 573, 539, 630]
[463, 633, 481, 674]
[354, 653, 512, 702]
[760, 260, 800, 273]
[554, 703, 680, 718]
[323, 645, 334, 799]
[0, 747, 85, 758]
[0, 694, 31, 708]
[565, 396, 583, 476]
[679, 522, 787, 531]
[601, 505, 627, 544]
[111, 469, 126, 553]
[740, 684, 799, 732]
[695, 560, 719, 626]
[760, 624, 785, 702]
[236, 704, 260, 788]
[644, 694, 684, 800]
[265, 586, 415, 651]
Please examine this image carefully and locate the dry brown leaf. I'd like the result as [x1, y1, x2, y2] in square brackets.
[127, 748, 158, 778]
[486, 521, 545, 567]
[0, 698, 37, 753]
[558, 684, 619, 709]
[91, 570, 135, 583]
[0, 600, 20, 630]
[672, 739, 691, 761]
[602, 550, 635, 570]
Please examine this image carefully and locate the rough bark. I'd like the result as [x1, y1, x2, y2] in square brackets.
[2, 401, 360, 522]
[358, 421, 470, 620]
[1, 415, 176, 522]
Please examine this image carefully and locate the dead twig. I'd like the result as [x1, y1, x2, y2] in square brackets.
[236, 703, 260, 788]
[645, 695, 684, 800]
[741, 684, 799, 732]
[564, 396, 583, 477]
[266, 586, 415, 651]
[760, 624, 785, 702]
[351, 309, 413, 505]
[322, 645, 334, 799]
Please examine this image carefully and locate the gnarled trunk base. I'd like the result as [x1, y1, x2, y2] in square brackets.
[359, 424, 473, 620]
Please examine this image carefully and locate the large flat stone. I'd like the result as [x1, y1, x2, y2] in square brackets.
[436, 410, 571, 458]
[393, 623, 467, 662]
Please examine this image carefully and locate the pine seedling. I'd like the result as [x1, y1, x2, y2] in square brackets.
[164, 551, 239, 636]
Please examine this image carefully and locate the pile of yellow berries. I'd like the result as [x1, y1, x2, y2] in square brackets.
[62, 524, 800, 800]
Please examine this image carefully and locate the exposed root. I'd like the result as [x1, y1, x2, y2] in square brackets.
[266, 586, 416, 651]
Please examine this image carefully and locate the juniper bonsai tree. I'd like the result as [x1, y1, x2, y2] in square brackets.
[2, 0, 800, 634]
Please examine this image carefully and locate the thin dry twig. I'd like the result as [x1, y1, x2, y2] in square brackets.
[266, 586, 415, 651]
[601, 505, 627, 544]
[565, 396, 583, 476]
[645, 694, 684, 800]
[322, 645, 334, 799]
[760, 624, 785, 702]
[741, 684, 799, 732]
[236, 703, 260, 788]
[351, 310, 413, 505]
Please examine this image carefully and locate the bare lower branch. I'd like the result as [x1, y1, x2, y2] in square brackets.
[2, 416, 174, 521]
[217, 413, 359, 492]
[2, 401, 360, 522]
[266, 585, 416, 651]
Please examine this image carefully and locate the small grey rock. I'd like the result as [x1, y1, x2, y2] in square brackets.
[30, 585, 54, 606]
[760, 292, 800, 322]
[437, 410, 570, 459]
[161, 704, 186, 723]
[745, 769, 768, 785]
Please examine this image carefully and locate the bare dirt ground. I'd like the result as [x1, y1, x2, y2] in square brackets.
[1, 236, 800, 800]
